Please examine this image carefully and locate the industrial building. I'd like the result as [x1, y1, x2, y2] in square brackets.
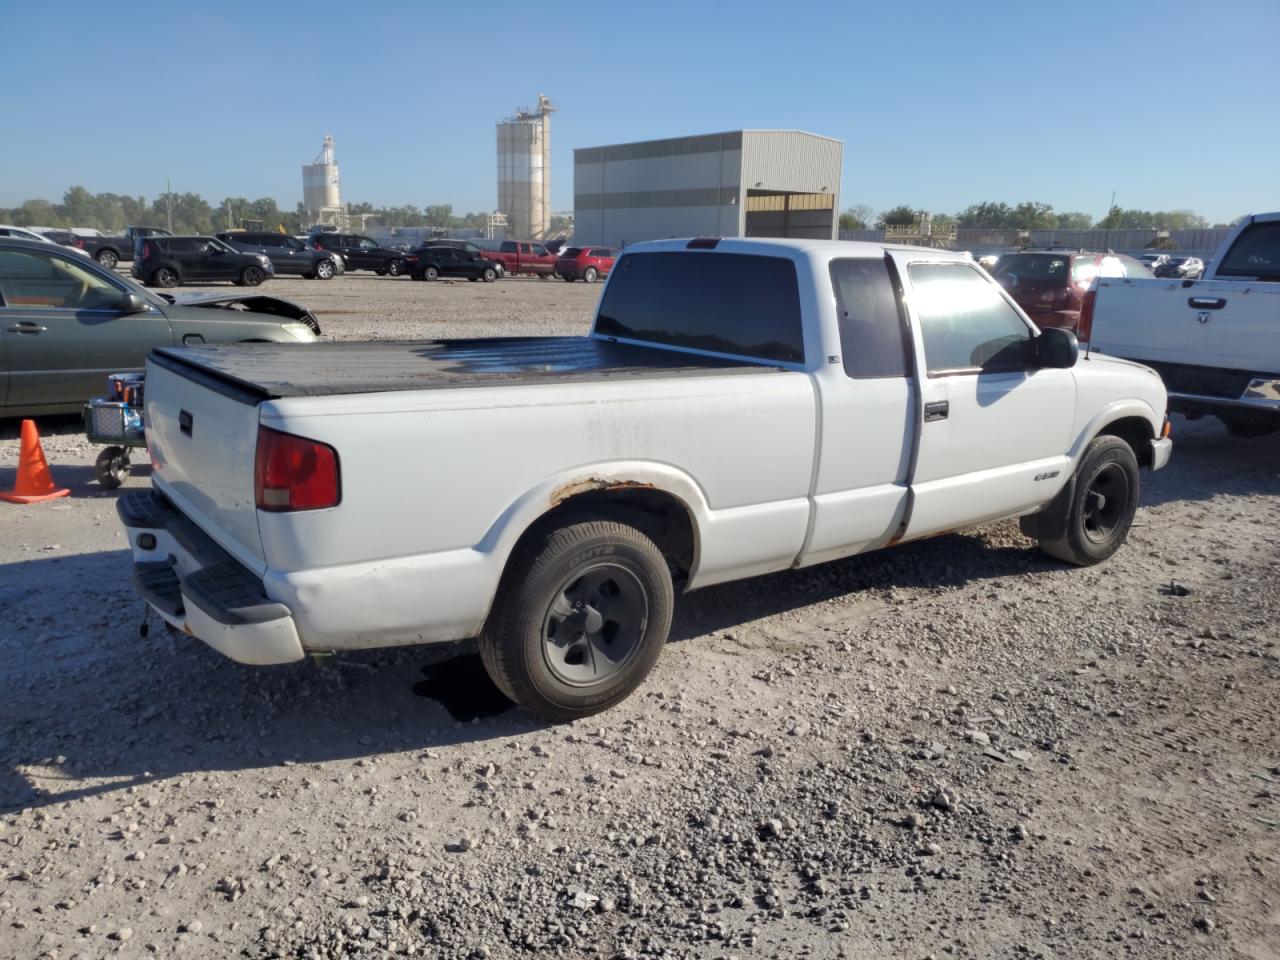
[497, 96, 555, 240]
[302, 135, 346, 228]
[573, 130, 842, 249]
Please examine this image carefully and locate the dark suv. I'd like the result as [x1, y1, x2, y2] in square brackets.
[132, 236, 274, 287]
[993, 250, 1151, 333]
[216, 231, 344, 279]
[308, 233, 407, 276]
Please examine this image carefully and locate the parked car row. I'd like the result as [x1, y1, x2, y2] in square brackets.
[992, 249, 1153, 335]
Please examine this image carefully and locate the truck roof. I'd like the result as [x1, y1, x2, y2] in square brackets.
[622, 237, 974, 261]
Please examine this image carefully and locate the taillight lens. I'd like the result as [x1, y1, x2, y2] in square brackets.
[1078, 287, 1097, 342]
[255, 426, 340, 511]
[314, 240, 325, 249]
[141, 241, 151, 259]
[75, 238, 85, 248]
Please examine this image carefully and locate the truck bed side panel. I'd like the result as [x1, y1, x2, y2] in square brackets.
[255, 373, 816, 649]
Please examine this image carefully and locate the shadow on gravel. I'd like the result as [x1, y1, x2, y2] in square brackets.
[0, 413, 85, 440]
[0, 550, 534, 815]
[1139, 417, 1280, 507]
[0, 462, 152, 498]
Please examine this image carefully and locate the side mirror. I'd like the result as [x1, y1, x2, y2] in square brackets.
[117, 291, 149, 315]
[1035, 326, 1078, 369]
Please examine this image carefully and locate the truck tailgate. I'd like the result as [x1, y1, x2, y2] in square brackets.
[1090, 278, 1280, 373]
[145, 354, 266, 573]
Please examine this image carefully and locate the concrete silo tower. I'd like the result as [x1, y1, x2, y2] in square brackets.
[496, 95, 555, 240]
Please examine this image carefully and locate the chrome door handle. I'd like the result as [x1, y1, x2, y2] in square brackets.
[1188, 297, 1226, 309]
[7, 322, 48, 333]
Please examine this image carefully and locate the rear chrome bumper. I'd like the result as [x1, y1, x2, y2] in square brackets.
[1168, 384, 1280, 413]
[118, 491, 303, 665]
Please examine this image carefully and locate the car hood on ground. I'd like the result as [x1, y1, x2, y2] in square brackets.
[163, 292, 321, 334]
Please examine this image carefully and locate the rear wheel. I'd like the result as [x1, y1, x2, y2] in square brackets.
[480, 520, 674, 722]
[153, 266, 180, 288]
[1031, 435, 1140, 566]
[240, 265, 265, 287]
[316, 259, 336, 280]
[96, 249, 119, 269]
[583, 266, 599, 283]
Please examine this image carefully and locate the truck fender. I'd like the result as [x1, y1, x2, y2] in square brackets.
[1067, 398, 1160, 465]
[475, 460, 710, 584]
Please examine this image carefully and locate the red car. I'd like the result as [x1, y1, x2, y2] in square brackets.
[992, 250, 1151, 334]
[485, 240, 559, 277]
[556, 246, 617, 283]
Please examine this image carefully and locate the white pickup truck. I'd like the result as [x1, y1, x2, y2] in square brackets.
[119, 238, 1171, 721]
[1087, 212, 1280, 436]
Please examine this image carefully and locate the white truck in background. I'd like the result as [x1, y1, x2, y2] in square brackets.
[119, 238, 1170, 722]
[1086, 212, 1280, 436]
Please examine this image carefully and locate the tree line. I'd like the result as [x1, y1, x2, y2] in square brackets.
[839, 201, 1237, 233]
[0, 187, 498, 235]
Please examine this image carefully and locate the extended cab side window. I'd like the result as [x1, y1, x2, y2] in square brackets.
[1216, 222, 1280, 280]
[829, 258, 910, 379]
[908, 262, 1032, 376]
[595, 252, 804, 363]
[500, 241, 518, 253]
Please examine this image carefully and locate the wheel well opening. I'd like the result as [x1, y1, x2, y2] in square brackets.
[1097, 416, 1154, 467]
[518, 488, 697, 588]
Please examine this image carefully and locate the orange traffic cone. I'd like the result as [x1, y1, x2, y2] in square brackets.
[1, 420, 70, 504]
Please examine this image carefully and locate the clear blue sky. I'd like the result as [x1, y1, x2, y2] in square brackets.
[3, 0, 1276, 223]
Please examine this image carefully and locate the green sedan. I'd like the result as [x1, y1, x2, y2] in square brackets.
[0, 238, 319, 416]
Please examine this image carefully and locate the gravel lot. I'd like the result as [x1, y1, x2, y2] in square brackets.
[2, 273, 1278, 960]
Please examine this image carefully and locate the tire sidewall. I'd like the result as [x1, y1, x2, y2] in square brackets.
[425, 266, 439, 281]
[1065, 439, 1139, 564]
[97, 250, 118, 268]
[317, 259, 334, 279]
[498, 526, 673, 717]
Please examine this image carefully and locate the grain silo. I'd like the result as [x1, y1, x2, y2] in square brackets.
[302, 135, 344, 226]
[496, 95, 555, 240]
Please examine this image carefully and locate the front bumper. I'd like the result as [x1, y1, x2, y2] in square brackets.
[1150, 437, 1172, 471]
[118, 491, 303, 665]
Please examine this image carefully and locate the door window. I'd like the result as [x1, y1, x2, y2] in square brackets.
[908, 262, 1032, 375]
[829, 258, 910, 379]
[0, 249, 126, 309]
[359, 238, 379, 251]
[532, 244, 548, 257]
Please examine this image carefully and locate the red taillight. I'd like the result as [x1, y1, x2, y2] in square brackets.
[75, 238, 85, 248]
[255, 426, 340, 512]
[141, 241, 151, 259]
[1078, 287, 1097, 342]
[314, 240, 325, 249]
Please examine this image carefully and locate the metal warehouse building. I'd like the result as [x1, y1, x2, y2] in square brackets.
[573, 130, 842, 249]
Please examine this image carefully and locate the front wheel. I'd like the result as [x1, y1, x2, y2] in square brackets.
[96, 249, 119, 269]
[583, 266, 599, 283]
[482, 267, 497, 282]
[1030, 435, 1140, 566]
[480, 520, 674, 722]
[94, 446, 130, 489]
[424, 265, 439, 281]
[316, 259, 336, 280]
[240, 265, 265, 287]
[387, 259, 403, 277]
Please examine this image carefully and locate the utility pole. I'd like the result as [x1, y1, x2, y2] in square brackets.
[1102, 189, 1116, 252]
[165, 179, 174, 233]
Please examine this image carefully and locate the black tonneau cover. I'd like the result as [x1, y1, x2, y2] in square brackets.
[151, 336, 778, 400]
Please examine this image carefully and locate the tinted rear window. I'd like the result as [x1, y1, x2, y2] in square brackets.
[994, 254, 1069, 282]
[560, 247, 582, 258]
[1217, 222, 1280, 280]
[595, 252, 804, 363]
